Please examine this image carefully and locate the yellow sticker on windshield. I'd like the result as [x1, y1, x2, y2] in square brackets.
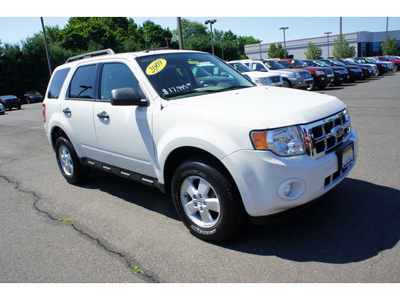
[146, 59, 167, 75]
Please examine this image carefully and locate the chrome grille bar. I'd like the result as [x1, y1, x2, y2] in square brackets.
[300, 109, 352, 159]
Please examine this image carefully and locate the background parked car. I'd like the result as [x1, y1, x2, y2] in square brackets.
[0, 95, 21, 110]
[24, 91, 44, 104]
[318, 59, 363, 82]
[239, 59, 314, 89]
[0, 103, 5, 115]
[371, 57, 396, 72]
[375, 56, 400, 71]
[353, 57, 388, 76]
[334, 58, 373, 79]
[303, 59, 349, 86]
[277, 59, 332, 90]
[228, 61, 283, 87]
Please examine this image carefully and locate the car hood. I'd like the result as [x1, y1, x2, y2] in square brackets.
[243, 71, 280, 78]
[168, 86, 345, 129]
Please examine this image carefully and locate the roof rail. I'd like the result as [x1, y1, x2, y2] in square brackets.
[65, 49, 115, 64]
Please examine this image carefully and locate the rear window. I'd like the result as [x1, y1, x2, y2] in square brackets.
[47, 68, 70, 99]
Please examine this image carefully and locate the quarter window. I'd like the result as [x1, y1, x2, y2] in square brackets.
[47, 68, 70, 99]
[69, 65, 96, 99]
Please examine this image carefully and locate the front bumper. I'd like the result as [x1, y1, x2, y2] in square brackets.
[222, 130, 358, 217]
[289, 77, 313, 89]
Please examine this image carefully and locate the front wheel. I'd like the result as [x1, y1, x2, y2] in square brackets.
[171, 159, 245, 241]
[55, 136, 90, 184]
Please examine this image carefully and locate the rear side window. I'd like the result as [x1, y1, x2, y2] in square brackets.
[47, 68, 70, 99]
[69, 65, 97, 99]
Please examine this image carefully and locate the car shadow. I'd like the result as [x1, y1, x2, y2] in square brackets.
[219, 178, 400, 264]
[81, 168, 180, 221]
[80, 170, 400, 264]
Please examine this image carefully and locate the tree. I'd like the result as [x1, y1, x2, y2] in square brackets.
[304, 42, 323, 59]
[381, 35, 399, 55]
[268, 43, 288, 59]
[237, 36, 260, 58]
[332, 35, 356, 58]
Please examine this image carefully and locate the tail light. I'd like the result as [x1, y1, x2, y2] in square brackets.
[42, 104, 46, 123]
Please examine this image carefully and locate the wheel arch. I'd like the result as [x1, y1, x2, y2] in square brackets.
[162, 146, 240, 199]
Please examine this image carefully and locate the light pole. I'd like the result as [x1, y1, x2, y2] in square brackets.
[220, 38, 224, 60]
[279, 27, 289, 58]
[259, 41, 262, 59]
[205, 19, 217, 55]
[40, 17, 52, 76]
[385, 17, 389, 56]
[324, 32, 332, 58]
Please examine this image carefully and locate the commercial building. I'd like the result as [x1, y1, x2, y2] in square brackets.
[244, 30, 400, 59]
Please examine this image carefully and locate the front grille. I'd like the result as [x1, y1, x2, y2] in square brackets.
[299, 71, 311, 79]
[325, 69, 333, 76]
[300, 110, 351, 159]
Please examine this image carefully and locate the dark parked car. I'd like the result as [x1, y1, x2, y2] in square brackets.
[0, 103, 5, 115]
[303, 59, 348, 86]
[0, 95, 21, 110]
[352, 57, 388, 76]
[318, 59, 363, 82]
[333, 58, 373, 79]
[277, 59, 331, 90]
[375, 56, 400, 71]
[24, 91, 44, 104]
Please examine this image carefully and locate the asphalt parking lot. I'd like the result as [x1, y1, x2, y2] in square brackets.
[0, 72, 399, 284]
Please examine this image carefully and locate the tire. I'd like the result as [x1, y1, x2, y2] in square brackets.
[306, 81, 315, 91]
[55, 136, 90, 184]
[171, 159, 245, 241]
[282, 79, 292, 88]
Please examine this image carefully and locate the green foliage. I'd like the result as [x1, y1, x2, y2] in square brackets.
[304, 42, 323, 59]
[268, 43, 288, 59]
[0, 17, 261, 99]
[381, 35, 399, 55]
[332, 35, 356, 58]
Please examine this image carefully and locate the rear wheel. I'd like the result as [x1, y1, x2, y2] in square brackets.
[55, 136, 90, 184]
[171, 159, 245, 241]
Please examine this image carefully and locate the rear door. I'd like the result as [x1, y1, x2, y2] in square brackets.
[60, 64, 98, 158]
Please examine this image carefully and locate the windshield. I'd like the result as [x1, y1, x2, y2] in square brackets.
[228, 62, 252, 73]
[331, 60, 346, 66]
[292, 59, 308, 68]
[263, 60, 285, 70]
[314, 60, 331, 67]
[278, 60, 294, 68]
[136, 52, 254, 100]
[345, 59, 357, 65]
[367, 58, 378, 63]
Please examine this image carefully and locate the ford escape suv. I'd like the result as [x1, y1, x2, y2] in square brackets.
[43, 49, 358, 241]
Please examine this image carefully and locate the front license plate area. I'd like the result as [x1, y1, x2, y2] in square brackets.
[336, 142, 354, 171]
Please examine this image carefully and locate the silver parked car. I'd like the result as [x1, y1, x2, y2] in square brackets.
[238, 59, 314, 89]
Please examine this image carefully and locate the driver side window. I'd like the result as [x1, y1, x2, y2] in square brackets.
[100, 63, 144, 101]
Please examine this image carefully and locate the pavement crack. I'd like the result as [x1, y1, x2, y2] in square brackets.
[0, 173, 160, 283]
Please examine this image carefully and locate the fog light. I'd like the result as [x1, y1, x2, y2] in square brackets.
[277, 179, 306, 201]
[283, 183, 292, 196]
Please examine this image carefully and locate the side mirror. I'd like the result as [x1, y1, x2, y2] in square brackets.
[111, 87, 147, 106]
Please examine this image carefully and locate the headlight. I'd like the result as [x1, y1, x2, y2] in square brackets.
[315, 71, 325, 76]
[295, 73, 301, 79]
[254, 77, 271, 85]
[251, 126, 306, 156]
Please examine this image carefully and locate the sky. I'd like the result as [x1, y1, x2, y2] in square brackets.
[1, 1, 400, 47]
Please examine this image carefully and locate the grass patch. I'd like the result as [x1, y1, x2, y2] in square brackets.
[129, 266, 144, 274]
[58, 218, 74, 224]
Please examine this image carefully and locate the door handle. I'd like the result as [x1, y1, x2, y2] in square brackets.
[97, 111, 110, 119]
[62, 107, 71, 115]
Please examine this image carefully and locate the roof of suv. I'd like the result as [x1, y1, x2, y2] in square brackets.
[63, 48, 203, 65]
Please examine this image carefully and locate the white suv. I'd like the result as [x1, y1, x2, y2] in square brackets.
[43, 49, 358, 241]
